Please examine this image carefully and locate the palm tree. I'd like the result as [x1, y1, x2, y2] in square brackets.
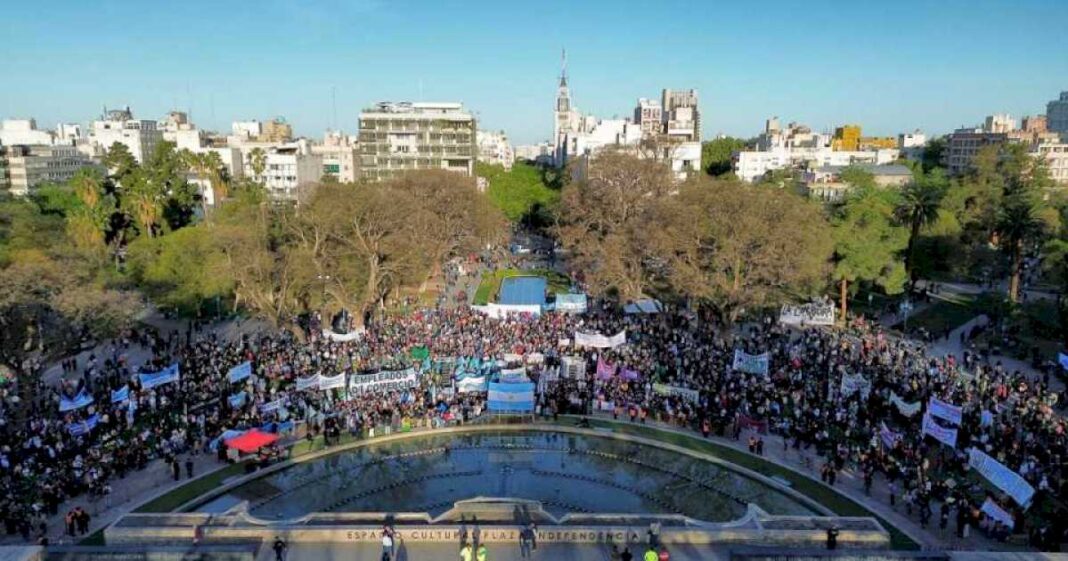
[997, 191, 1048, 303]
[120, 169, 164, 238]
[249, 147, 267, 178]
[896, 169, 946, 286]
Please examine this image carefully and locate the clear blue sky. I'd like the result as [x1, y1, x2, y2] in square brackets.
[2, 0, 1066, 144]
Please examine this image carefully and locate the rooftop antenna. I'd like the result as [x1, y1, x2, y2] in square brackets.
[331, 85, 338, 131]
[186, 81, 193, 122]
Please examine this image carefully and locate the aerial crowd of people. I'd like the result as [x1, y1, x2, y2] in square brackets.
[0, 266, 1066, 552]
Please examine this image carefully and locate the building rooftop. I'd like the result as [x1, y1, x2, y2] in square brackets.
[814, 163, 913, 176]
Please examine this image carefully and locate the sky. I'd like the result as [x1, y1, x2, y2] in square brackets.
[2, 0, 1067, 145]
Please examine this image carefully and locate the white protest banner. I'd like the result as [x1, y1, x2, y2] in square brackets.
[779, 302, 835, 326]
[502, 353, 523, 364]
[322, 327, 365, 342]
[981, 498, 1015, 529]
[349, 369, 417, 395]
[318, 373, 346, 390]
[560, 356, 586, 379]
[525, 352, 545, 364]
[732, 349, 770, 376]
[922, 413, 958, 448]
[260, 399, 284, 413]
[653, 383, 700, 402]
[573, 330, 627, 349]
[928, 397, 963, 426]
[840, 373, 872, 398]
[296, 374, 321, 391]
[890, 392, 921, 417]
[597, 400, 616, 412]
[968, 448, 1035, 507]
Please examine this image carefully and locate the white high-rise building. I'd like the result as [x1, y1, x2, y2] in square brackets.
[88, 106, 162, 164]
[983, 114, 1017, 134]
[357, 102, 476, 181]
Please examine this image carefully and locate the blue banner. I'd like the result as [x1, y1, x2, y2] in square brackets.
[59, 389, 94, 413]
[228, 361, 252, 384]
[67, 414, 99, 436]
[229, 391, 247, 408]
[111, 386, 130, 404]
[139, 363, 180, 389]
[487, 381, 535, 413]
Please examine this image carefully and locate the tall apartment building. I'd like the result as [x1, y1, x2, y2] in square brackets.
[661, 89, 700, 142]
[1049, 92, 1068, 136]
[943, 128, 1007, 175]
[357, 102, 476, 181]
[832, 125, 861, 151]
[633, 98, 663, 136]
[88, 107, 162, 164]
[984, 114, 1017, 134]
[0, 145, 101, 196]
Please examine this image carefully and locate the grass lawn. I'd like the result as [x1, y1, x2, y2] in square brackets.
[477, 162, 559, 222]
[133, 463, 247, 514]
[892, 293, 978, 335]
[472, 268, 571, 305]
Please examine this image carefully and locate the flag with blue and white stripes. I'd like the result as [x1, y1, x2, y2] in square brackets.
[487, 382, 535, 413]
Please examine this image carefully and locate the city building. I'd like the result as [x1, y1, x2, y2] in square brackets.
[831, 125, 861, 151]
[1046, 92, 1068, 135]
[476, 130, 515, 169]
[310, 131, 359, 183]
[734, 118, 898, 182]
[245, 143, 323, 202]
[1022, 115, 1048, 133]
[232, 121, 264, 140]
[514, 142, 554, 166]
[984, 113, 1017, 134]
[661, 89, 700, 142]
[88, 106, 163, 164]
[551, 56, 700, 179]
[262, 118, 293, 142]
[803, 163, 913, 202]
[633, 98, 662, 136]
[1034, 141, 1068, 185]
[0, 119, 56, 146]
[943, 127, 1006, 175]
[898, 130, 927, 162]
[0, 144, 102, 196]
[357, 102, 477, 181]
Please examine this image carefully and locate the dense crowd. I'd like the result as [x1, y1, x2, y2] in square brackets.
[0, 292, 1066, 549]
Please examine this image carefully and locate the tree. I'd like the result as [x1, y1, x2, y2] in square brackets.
[249, 147, 267, 177]
[896, 167, 948, 284]
[831, 187, 908, 321]
[920, 137, 946, 173]
[653, 177, 832, 326]
[180, 149, 228, 212]
[118, 168, 166, 238]
[700, 137, 748, 176]
[556, 152, 673, 299]
[102, 142, 138, 180]
[65, 169, 116, 259]
[126, 225, 232, 313]
[995, 145, 1059, 303]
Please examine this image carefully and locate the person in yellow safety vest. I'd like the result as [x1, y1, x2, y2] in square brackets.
[643, 546, 658, 561]
[476, 543, 488, 561]
[460, 544, 473, 561]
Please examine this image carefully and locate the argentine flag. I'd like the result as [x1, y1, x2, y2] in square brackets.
[487, 382, 535, 413]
